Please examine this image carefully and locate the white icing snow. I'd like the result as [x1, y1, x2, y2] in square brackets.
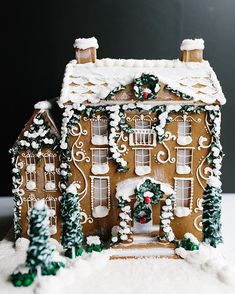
[26, 164, 36, 173]
[91, 135, 108, 145]
[207, 176, 222, 188]
[174, 207, 191, 217]
[45, 181, 56, 191]
[73, 37, 99, 50]
[66, 183, 80, 195]
[184, 233, 199, 245]
[135, 166, 151, 176]
[45, 163, 55, 172]
[91, 164, 109, 175]
[59, 58, 226, 106]
[34, 100, 52, 110]
[176, 165, 191, 174]
[34, 199, 45, 210]
[26, 180, 36, 190]
[86, 235, 101, 246]
[49, 225, 57, 235]
[217, 265, 235, 285]
[92, 205, 109, 218]
[177, 135, 192, 146]
[115, 177, 174, 200]
[180, 38, 205, 51]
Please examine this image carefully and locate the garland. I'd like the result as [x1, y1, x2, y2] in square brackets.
[165, 85, 193, 100]
[133, 179, 164, 223]
[105, 85, 126, 100]
[133, 74, 160, 101]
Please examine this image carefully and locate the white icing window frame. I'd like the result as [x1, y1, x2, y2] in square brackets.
[24, 152, 37, 191]
[90, 176, 111, 218]
[174, 177, 194, 211]
[175, 116, 192, 146]
[43, 152, 57, 191]
[133, 148, 152, 176]
[91, 115, 108, 145]
[175, 147, 194, 175]
[91, 148, 109, 175]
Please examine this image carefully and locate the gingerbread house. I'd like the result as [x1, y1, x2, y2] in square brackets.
[10, 38, 225, 252]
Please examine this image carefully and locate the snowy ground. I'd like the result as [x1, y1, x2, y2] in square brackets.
[0, 194, 235, 294]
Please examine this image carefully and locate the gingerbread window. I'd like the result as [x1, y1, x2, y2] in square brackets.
[45, 195, 57, 235]
[43, 153, 56, 191]
[90, 176, 110, 218]
[91, 148, 109, 175]
[24, 153, 37, 191]
[177, 121, 192, 146]
[176, 148, 194, 174]
[174, 178, 193, 217]
[134, 148, 151, 176]
[91, 119, 108, 145]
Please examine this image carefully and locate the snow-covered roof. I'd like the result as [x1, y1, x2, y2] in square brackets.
[59, 58, 226, 106]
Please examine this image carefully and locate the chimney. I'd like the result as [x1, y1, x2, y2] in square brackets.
[180, 38, 204, 62]
[73, 37, 99, 64]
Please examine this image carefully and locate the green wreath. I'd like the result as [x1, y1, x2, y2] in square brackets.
[133, 179, 164, 223]
[133, 74, 160, 101]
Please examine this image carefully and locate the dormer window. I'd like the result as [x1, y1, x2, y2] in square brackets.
[177, 121, 192, 146]
[91, 118, 108, 145]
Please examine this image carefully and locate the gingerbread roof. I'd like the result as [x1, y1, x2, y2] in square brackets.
[59, 58, 226, 106]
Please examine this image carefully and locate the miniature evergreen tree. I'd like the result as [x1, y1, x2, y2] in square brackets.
[11, 200, 64, 287]
[202, 176, 223, 248]
[26, 199, 53, 271]
[62, 183, 83, 258]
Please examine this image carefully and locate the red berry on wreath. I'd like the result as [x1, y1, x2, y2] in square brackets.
[144, 196, 151, 204]
[140, 216, 147, 224]
[143, 88, 151, 99]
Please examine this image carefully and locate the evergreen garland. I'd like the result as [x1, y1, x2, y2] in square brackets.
[202, 183, 223, 247]
[61, 184, 84, 258]
[165, 85, 193, 100]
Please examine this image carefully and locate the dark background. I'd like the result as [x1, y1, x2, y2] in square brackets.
[1, 0, 235, 195]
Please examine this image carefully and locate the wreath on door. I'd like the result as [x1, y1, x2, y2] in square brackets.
[133, 179, 164, 224]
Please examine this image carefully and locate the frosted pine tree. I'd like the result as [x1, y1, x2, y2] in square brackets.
[26, 200, 52, 272]
[62, 183, 83, 258]
[202, 176, 223, 248]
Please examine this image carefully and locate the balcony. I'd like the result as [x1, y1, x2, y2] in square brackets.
[129, 129, 156, 146]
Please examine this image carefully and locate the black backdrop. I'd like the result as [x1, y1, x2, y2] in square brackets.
[1, 0, 235, 195]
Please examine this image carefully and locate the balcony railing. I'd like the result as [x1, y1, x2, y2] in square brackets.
[129, 129, 156, 146]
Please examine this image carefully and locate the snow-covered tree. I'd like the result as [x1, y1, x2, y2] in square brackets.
[61, 183, 83, 258]
[26, 199, 53, 270]
[202, 176, 223, 248]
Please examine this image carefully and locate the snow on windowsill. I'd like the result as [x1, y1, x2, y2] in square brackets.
[91, 135, 108, 145]
[92, 206, 109, 218]
[91, 164, 109, 175]
[135, 166, 151, 176]
[174, 207, 191, 217]
[176, 165, 191, 174]
[177, 136, 192, 146]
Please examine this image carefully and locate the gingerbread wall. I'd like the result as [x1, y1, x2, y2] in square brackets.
[66, 108, 211, 241]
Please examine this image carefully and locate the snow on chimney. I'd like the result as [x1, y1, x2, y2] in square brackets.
[73, 37, 99, 64]
[180, 38, 204, 62]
